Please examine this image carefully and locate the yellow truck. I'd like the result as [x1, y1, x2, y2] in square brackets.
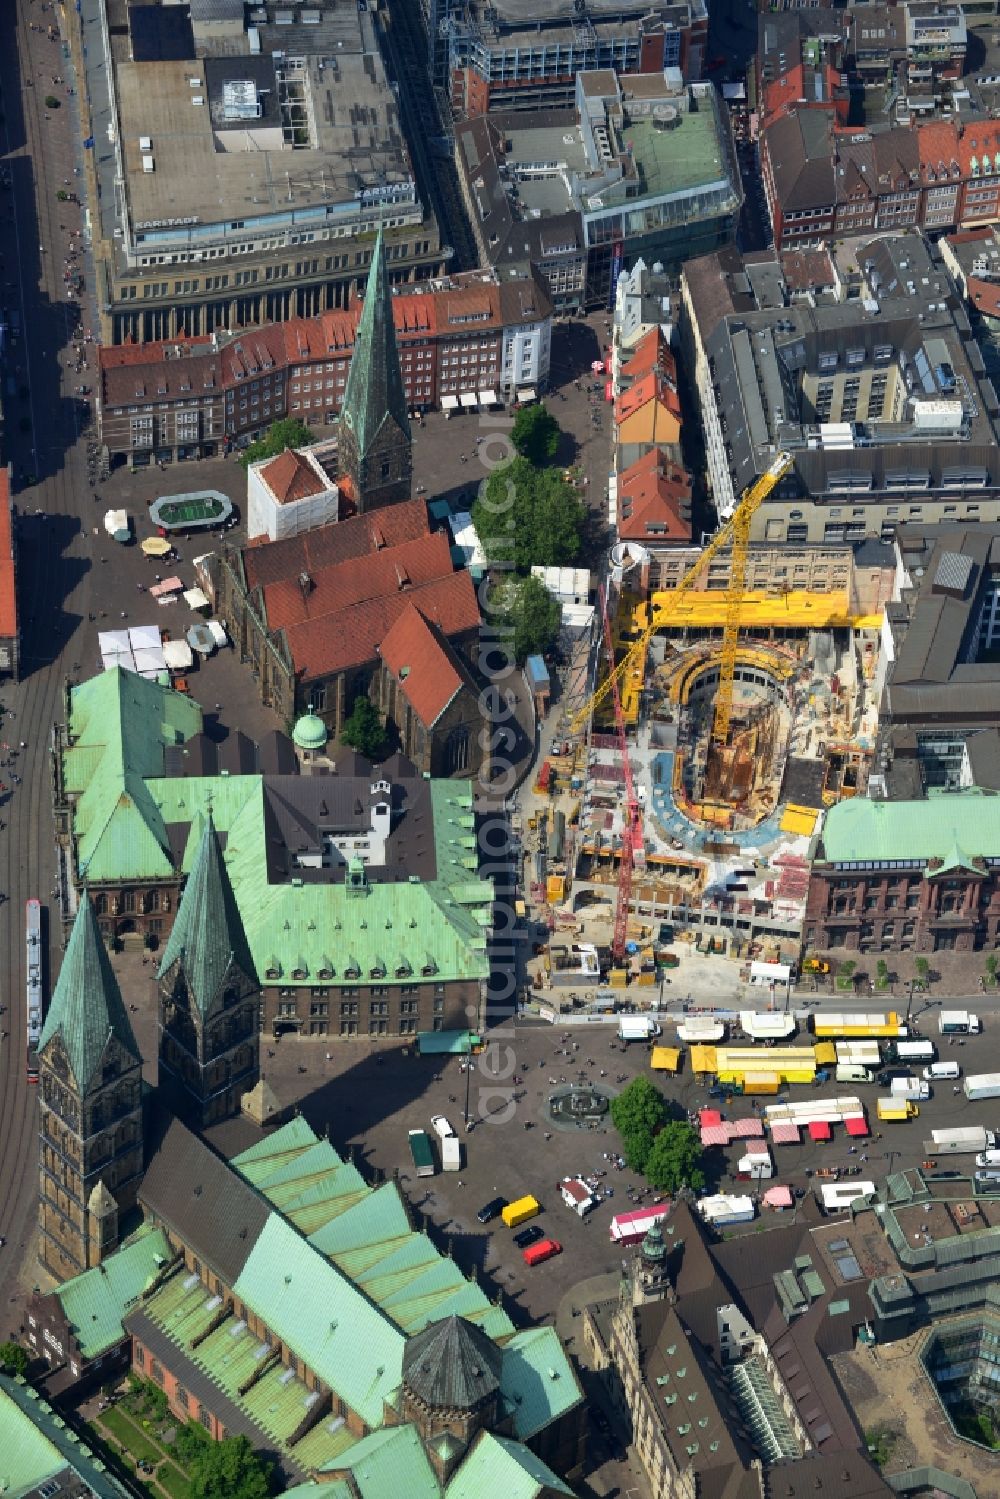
[502, 1195, 541, 1229]
[877, 1098, 919, 1121]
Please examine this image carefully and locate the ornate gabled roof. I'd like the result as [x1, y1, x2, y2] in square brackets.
[38, 893, 140, 1091]
[157, 812, 257, 1017]
[339, 226, 410, 459]
[403, 1314, 503, 1410]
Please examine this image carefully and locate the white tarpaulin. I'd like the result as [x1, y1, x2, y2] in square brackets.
[183, 587, 210, 611]
[441, 395, 459, 411]
[103, 508, 129, 538]
[459, 391, 478, 409]
[207, 620, 228, 648]
[98, 625, 165, 677]
[162, 639, 194, 670]
[477, 389, 499, 407]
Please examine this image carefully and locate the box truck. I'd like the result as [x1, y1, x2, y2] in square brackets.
[441, 1135, 461, 1171]
[408, 1129, 436, 1177]
[939, 1010, 981, 1036]
[877, 1098, 918, 1121]
[924, 1127, 995, 1156]
[502, 1195, 541, 1229]
[890, 1076, 930, 1101]
[976, 1150, 1000, 1168]
[618, 1015, 662, 1042]
[965, 1073, 1000, 1101]
[886, 1040, 935, 1065]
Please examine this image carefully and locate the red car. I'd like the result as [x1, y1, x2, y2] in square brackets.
[523, 1238, 563, 1267]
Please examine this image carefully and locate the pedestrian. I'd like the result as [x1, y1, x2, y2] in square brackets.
[325, 1052, 331, 1061]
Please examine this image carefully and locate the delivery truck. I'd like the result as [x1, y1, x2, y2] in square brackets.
[408, 1129, 436, 1177]
[618, 1016, 662, 1042]
[924, 1127, 995, 1156]
[964, 1073, 1000, 1102]
[502, 1195, 541, 1229]
[886, 1040, 935, 1065]
[441, 1135, 461, 1171]
[890, 1076, 930, 1101]
[939, 1010, 981, 1036]
[976, 1150, 1000, 1168]
[877, 1098, 918, 1121]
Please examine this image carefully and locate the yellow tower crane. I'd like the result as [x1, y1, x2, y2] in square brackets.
[569, 450, 793, 741]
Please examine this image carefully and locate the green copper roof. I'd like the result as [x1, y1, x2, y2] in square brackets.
[292, 709, 329, 750]
[339, 226, 411, 458]
[38, 893, 141, 1091]
[499, 1328, 584, 1441]
[320, 1427, 440, 1499]
[64, 667, 203, 883]
[0, 1376, 134, 1499]
[445, 1433, 575, 1499]
[55, 1224, 172, 1359]
[158, 813, 257, 1017]
[231, 1120, 514, 1342]
[819, 788, 1000, 871]
[61, 670, 491, 991]
[233, 1213, 406, 1428]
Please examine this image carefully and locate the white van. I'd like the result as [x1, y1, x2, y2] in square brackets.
[923, 1061, 960, 1081]
[976, 1150, 1000, 1168]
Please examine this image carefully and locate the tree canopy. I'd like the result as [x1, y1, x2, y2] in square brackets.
[472, 458, 586, 571]
[340, 695, 384, 759]
[188, 1435, 274, 1499]
[239, 418, 314, 468]
[0, 1341, 28, 1377]
[511, 403, 560, 465]
[505, 574, 562, 665]
[644, 1120, 705, 1194]
[610, 1076, 667, 1173]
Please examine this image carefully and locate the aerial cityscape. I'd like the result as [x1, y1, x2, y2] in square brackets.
[11, 0, 1000, 1497]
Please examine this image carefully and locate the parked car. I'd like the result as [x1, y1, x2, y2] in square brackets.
[477, 1196, 509, 1224]
[513, 1224, 545, 1249]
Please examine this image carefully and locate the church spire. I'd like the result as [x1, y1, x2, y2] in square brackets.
[38, 893, 140, 1092]
[157, 813, 257, 1020]
[338, 226, 412, 513]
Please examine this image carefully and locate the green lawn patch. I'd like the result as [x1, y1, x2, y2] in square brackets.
[156, 1462, 193, 1499]
[98, 1407, 164, 1467]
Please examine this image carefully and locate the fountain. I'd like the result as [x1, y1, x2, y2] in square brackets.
[548, 1084, 613, 1131]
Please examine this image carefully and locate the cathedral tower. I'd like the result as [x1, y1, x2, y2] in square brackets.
[157, 814, 259, 1129]
[38, 894, 143, 1279]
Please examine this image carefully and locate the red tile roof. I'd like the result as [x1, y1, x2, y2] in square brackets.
[616, 448, 692, 544]
[242, 498, 430, 592]
[968, 275, 1000, 319]
[0, 468, 16, 639]
[620, 327, 678, 385]
[379, 602, 467, 727]
[614, 369, 682, 426]
[263, 531, 456, 633]
[259, 449, 326, 505]
[288, 569, 480, 683]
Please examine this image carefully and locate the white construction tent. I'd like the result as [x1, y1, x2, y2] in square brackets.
[98, 625, 167, 680]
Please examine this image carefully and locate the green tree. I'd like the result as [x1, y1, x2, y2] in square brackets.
[644, 1120, 705, 1194]
[987, 955, 999, 987]
[0, 1341, 28, 1377]
[875, 959, 889, 990]
[340, 695, 384, 759]
[473, 458, 585, 570]
[239, 418, 314, 468]
[915, 956, 930, 987]
[506, 574, 562, 665]
[610, 1076, 666, 1172]
[189, 1434, 274, 1499]
[511, 403, 560, 465]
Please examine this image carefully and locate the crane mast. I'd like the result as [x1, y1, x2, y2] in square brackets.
[599, 585, 642, 963]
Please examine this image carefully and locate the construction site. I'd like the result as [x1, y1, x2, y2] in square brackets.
[520, 453, 889, 1002]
